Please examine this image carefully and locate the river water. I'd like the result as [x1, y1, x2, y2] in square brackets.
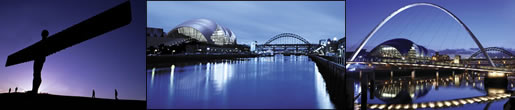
[350, 67, 513, 110]
[147, 55, 334, 109]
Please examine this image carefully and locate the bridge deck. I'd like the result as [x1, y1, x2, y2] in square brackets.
[347, 61, 514, 73]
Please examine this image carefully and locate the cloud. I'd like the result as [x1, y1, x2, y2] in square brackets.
[433, 48, 515, 58]
[438, 48, 474, 55]
[147, 1, 345, 45]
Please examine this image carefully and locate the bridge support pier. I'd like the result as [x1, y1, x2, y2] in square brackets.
[436, 71, 439, 90]
[360, 70, 368, 110]
[359, 70, 375, 109]
[370, 72, 375, 100]
[344, 73, 355, 110]
[411, 70, 415, 80]
[390, 71, 394, 78]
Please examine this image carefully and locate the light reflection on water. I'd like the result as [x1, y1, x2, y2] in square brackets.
[352, 69, 513, 109]
[147, 55, 334, 109]
[315, 64, 335, 109]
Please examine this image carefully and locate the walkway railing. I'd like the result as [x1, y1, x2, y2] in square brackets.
[357, 93, 511, 109]
[347, 61, 515, 73]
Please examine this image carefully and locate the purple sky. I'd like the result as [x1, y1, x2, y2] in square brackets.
[0, 0, 145, 100]
[346, 0, 515, 56]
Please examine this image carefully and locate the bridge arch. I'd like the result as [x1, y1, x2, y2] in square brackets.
[264, 33, 310, 45]
[469, 47, 515, 59]
[348, 2, 495, 67]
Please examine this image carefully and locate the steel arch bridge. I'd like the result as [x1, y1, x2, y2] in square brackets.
[469, 47, 515, 59]
[347, 2, 496, 68]
[264, 33, 310, 45]
[257, 33, 319, 55]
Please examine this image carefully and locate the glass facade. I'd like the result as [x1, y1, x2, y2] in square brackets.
[177, 27, 208, 42]
[172, 19, 236, 45]
[211, 25, 232, 45]
[370, 44, 430, 61]
[370, 45, 403, 58]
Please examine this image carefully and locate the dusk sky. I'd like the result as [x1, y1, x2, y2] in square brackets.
[147, 1, 345, 45]
[347, 0, 515, 55]
[0, 0, 145, 100]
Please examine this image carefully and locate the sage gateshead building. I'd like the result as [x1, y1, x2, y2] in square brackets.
[368, 38, 431, 62]
[168, 19, 236, 45]
[147, 19, 249, 55]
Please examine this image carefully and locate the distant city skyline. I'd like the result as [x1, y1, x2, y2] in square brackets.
[346, 0, 515, 57]
[147, 1, 345, 45]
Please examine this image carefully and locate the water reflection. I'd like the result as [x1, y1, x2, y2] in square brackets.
[169, 65, 175, 95]
[151, 67, 155, 86]
[315, 64, 335, 109]
[350, 69, 513, 109]
[147, 55, 334, 109]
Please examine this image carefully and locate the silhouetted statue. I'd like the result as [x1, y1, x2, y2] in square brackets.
[15, 87, 17, 92]
[92, 89, 95, 98]
[115, 89, 118, 100]
[28, 30, 48, 94]
[3, 0, 132, 97]
[9, 88, 11, 93]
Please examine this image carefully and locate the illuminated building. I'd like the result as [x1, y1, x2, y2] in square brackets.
[369, 38, 430, 62]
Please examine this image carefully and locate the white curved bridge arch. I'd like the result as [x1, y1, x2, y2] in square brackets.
[347, 3, 495, 68]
